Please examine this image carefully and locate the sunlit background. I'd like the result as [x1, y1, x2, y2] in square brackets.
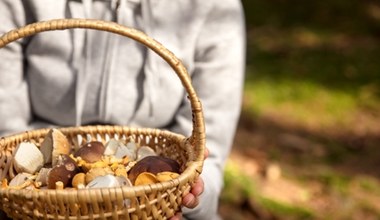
[219, 0, 380, 219]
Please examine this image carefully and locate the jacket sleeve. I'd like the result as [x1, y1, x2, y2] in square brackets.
[0, 1, 32, 137]
[169, 0, 246, 219]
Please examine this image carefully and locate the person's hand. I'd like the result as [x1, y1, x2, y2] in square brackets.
[170, 148, 209, 220]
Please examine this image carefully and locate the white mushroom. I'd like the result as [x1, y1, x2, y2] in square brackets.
[114, 141, 137, 160]
[86, 174, 120, 188]
[13, 142, 44, 174]
[104, 139, 122, 156]
[9, 172, 33, 188]
[115, 176, 133, 207]
[116, 176, 133, 187]
[136, 146, 156, 161]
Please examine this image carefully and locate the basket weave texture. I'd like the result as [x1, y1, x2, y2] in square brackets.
[0, 19, 205, 220]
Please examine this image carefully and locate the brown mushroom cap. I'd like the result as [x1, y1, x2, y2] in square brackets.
[74, 141, 105, 163]
[128, 156, 180, 184]
[47, 155, 79, 189]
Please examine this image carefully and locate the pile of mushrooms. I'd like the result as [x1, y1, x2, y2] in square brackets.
[2, 129, 181, 190]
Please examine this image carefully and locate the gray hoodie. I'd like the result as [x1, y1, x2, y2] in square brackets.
[0, 0, 245, 219]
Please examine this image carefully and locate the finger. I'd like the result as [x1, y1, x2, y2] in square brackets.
[182, 193, 200, 209]
[169, 212, 182, 220]
[191, 177, 204, 196]
[204, 148, 209, 159]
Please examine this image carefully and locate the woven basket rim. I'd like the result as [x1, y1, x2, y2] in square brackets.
[0, 125, 202, 219]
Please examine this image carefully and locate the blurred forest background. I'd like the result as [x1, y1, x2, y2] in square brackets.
[219, 0, 380, 219]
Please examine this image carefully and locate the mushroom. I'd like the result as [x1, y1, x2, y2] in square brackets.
[128, 156, 180, 184]
[55, 181, 64, 190]
[72, 173, 86, 189]
[104, 139, 123, 156]
[136, 146, 156, 161]
[78, 159, 109, 173]
[86, 174, 120, 189]
[113, 165, 128, 179]
[74, 141, 105, 163]
[13, 142, 44, 174]
[104, 139, 137, 160]
[156, 171, 180, 182]
[85, 167, 113, 184]
[8, 172, 34, 188]
[39, 128, 71, 166]
[116, 176, 133, 187]
[134, 172, 158, 186]
[114, 142, 137, 160]
[35, 167, 52, 186]
[47, 155, 79, 189]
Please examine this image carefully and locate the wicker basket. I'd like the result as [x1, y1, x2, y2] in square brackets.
[0, 19, 205, 220]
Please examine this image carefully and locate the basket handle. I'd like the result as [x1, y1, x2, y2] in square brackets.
[0, 18, 205, 161]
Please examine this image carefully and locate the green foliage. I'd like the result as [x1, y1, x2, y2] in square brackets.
[244, 75, 358, 127]
[242, 0, 380, 34]
[222, 163, 316, 219]
[318, 169, 351, 194]
[242, 0, 380, 128]
[356, 176, 380, 196]
[259, 197, 314, 220]
[222, 162, 256, 202]
[223, 0, 380, 219]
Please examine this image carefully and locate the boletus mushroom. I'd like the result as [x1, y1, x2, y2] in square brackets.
[128, 156, 180, 184]
[39, 128, 71, 166]
[74, 141, 105, 163]
[47, 155, 79, 189]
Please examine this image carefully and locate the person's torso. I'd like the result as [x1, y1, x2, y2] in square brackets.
[23, 0, 210, 129]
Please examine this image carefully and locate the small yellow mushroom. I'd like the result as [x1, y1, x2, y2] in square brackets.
[85, 167, 113, 184]
[114, 166, 128, 178]
[134, 172, 158, 186]
[122, 156, 130, 165]
[72, 173, 86, 189]
[55, 181, 64, 190]
[156, 172, 180, 182]
[1, 179, 8, 188]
